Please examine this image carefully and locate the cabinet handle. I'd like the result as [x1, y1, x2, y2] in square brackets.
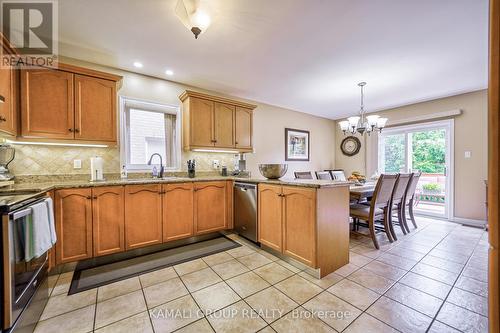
[0, 116, 6, 122]
[69, 128, 74, 132]
[93, 196, 97, 199]
[75, 128, 80, 133]
[86, 196, 91, 199]
[235, 141, 238, 145]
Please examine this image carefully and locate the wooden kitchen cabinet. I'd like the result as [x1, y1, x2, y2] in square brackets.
[258, 184, 283, 252]
[235, 107, 252, 150]
[55, 188, 93, 264]
[282, 186, 316, 266]
[0, 44, 18, 136]
[194, 181, 228, 234]
[125, 185, 163, 250]
[92, 186, 125, 256]
[21, 69, 75, 139]
[163, 183, 194, 241]
[214, 102, 235, 148]
[180, 90, 256, 152]
[74, 75, 117, 142]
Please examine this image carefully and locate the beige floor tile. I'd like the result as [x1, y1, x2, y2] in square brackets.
[94, 311, 153, 333]
[349, 252, 373, 267]
[40, 289, 97, 320]
[253, 263, 295, 284]
[226, 246, 256, 258]
[327, 279, 379, 311]
[399, 272, 452, 299]
[334, 263, 360, 277]
[258, 326, 276, 333]
[447, 287, 488, 316]
[257, 249, 281, 262]
[364, 260, 407, 280]
[202, 252, 234, 266]
[207, 300, 267, 332]
[50, 274, 73, 297]
[192, 282, 241, 312]
[175, 318, 214, 333]
[420, 255, 465, 273]
[298, 271, 343, 289]
[181, 267, 222, 292]
[34, 305, 95, 333]
[455, 276, 488, 297]
[94, 290, 147, 329]
[350, 245, 384, 259]
[428, 248, 468, 264]
[150, 295, 204, 333]
[47, 274, 59, 293]
[143, 277, 189, 308]
[139, 267, 178, 288]
[226, 271, 270, 298]
[376, 252, 418, 270]
[386, 247, 426, 261]
[411, 263, 459, 285]
[366, 296, 432, 333]
[97, 276, 142, 302]
[343, 313, 398, 333]
[237, 252, 273, 270]
[385, 283, 443, 317]
[174, 259, 208, 276]
[274, 275, 323, 304]
[436, 302, 488, 333]
[428, 320, 462, 333]
[245, 287, 298, 324]
[347, 268, 395, 294]
[462, 267, 488, 283]
[271, 307, 335, 333]
[303, 291, 362, 332]
[211, 259, 250, 279]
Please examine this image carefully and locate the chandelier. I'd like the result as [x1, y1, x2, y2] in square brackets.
[339, 82, 388, 136]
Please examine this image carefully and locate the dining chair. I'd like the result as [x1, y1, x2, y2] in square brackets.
[294, 171, 313, 179]
[327, 169, 347, 181]
[389, 173, 413, 239]
[315, 171, 333, 180]
[403, 172, 422, 231]
[349, 174, 399, 249]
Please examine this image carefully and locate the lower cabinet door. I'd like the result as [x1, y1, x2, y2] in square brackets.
[194, 181, 227, 234]
[258, 184, 283, 252]
[92, 186, 125, 256]
[163, 183, 194, 242]
[282, 186, 316, 266]
[55, 188, 93, 264]
[125, 185, 163, 250]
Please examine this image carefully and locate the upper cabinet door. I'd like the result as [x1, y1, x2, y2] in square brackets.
[74, 75, 117, 142]
[190, 97, 214, 147]
[0, 50, 17, 136]
[214, 102, 235, 148]
[21, 69, 74, 139]
[235, 107, 252, 150]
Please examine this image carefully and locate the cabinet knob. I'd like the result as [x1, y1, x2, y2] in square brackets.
[69, 128, 74, 132]
[86, 196, 91, 199]
[235, 141, 238, 145]
[93, 196, 97, 199]
[75, 128, 80, 133]
[0, 116, 6, 122]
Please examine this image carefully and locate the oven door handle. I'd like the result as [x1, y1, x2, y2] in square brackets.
[12, 208, 32, 220]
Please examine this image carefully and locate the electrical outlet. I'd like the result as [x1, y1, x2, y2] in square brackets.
[212, 160, 220, 169]
[73, 159, 82, 169]
[464, 151, 472, 159]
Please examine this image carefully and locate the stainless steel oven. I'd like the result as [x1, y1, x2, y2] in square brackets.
[2, 197, 50, 332]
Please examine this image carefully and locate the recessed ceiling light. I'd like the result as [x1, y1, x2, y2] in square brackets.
[133, 62, 143, 68]
[165, 69, 174, 76]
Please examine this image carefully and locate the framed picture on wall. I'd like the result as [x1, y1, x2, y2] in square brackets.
[285, 128, 310, 161]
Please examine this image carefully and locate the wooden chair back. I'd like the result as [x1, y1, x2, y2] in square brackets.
[404, 172, 422, 204]
[315, 171, 333, 180]
[392, 173, 413, 205]
[371, 174, 399, 209]
[294, 171, 313, 179]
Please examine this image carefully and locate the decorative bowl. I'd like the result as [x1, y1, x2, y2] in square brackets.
[258, 164, 288, 179]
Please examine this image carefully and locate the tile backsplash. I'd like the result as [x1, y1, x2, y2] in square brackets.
[8, 145, 240, 176]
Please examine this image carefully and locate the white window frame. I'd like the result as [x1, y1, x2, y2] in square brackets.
[119, 96, 181, 171]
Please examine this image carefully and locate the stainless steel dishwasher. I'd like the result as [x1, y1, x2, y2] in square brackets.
[234, 182, 258, 242]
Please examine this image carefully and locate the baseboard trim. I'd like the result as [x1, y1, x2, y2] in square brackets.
[451, 217, 487, 228]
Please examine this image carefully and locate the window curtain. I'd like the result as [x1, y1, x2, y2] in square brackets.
[165, 114, 177, 167]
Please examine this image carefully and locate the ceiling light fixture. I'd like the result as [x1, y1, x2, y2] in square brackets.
[133, 62, 143, 68]
[175, 0, 211, 39]
[165, 69, 174, 76]
[338, 82, 388, 136]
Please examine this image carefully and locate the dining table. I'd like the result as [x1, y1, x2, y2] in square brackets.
[349, 182, 376, 202]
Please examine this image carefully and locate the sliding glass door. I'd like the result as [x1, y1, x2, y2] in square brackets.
[378, 120, 453, 219]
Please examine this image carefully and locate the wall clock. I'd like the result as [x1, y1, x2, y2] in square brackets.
[341, 136, 361, 156]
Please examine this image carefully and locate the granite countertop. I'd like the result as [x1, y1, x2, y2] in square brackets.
[0, 176, 351, 210]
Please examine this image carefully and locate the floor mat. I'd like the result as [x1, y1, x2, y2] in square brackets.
[68, 236, 241, 295]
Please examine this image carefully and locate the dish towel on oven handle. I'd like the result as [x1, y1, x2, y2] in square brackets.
[25, 198, 57, 261]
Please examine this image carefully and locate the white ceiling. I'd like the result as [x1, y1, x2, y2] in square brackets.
[58, 0, 489, 119]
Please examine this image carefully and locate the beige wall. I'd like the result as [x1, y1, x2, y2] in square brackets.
[8, 58, 336, 178]
[335, 90, 488, 221]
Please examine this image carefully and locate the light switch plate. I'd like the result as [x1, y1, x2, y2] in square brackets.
[73, 159, 82, 169]
[464, 151, 472, 159]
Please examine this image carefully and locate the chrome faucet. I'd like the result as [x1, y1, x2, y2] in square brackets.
[147, 153, 164, 178]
